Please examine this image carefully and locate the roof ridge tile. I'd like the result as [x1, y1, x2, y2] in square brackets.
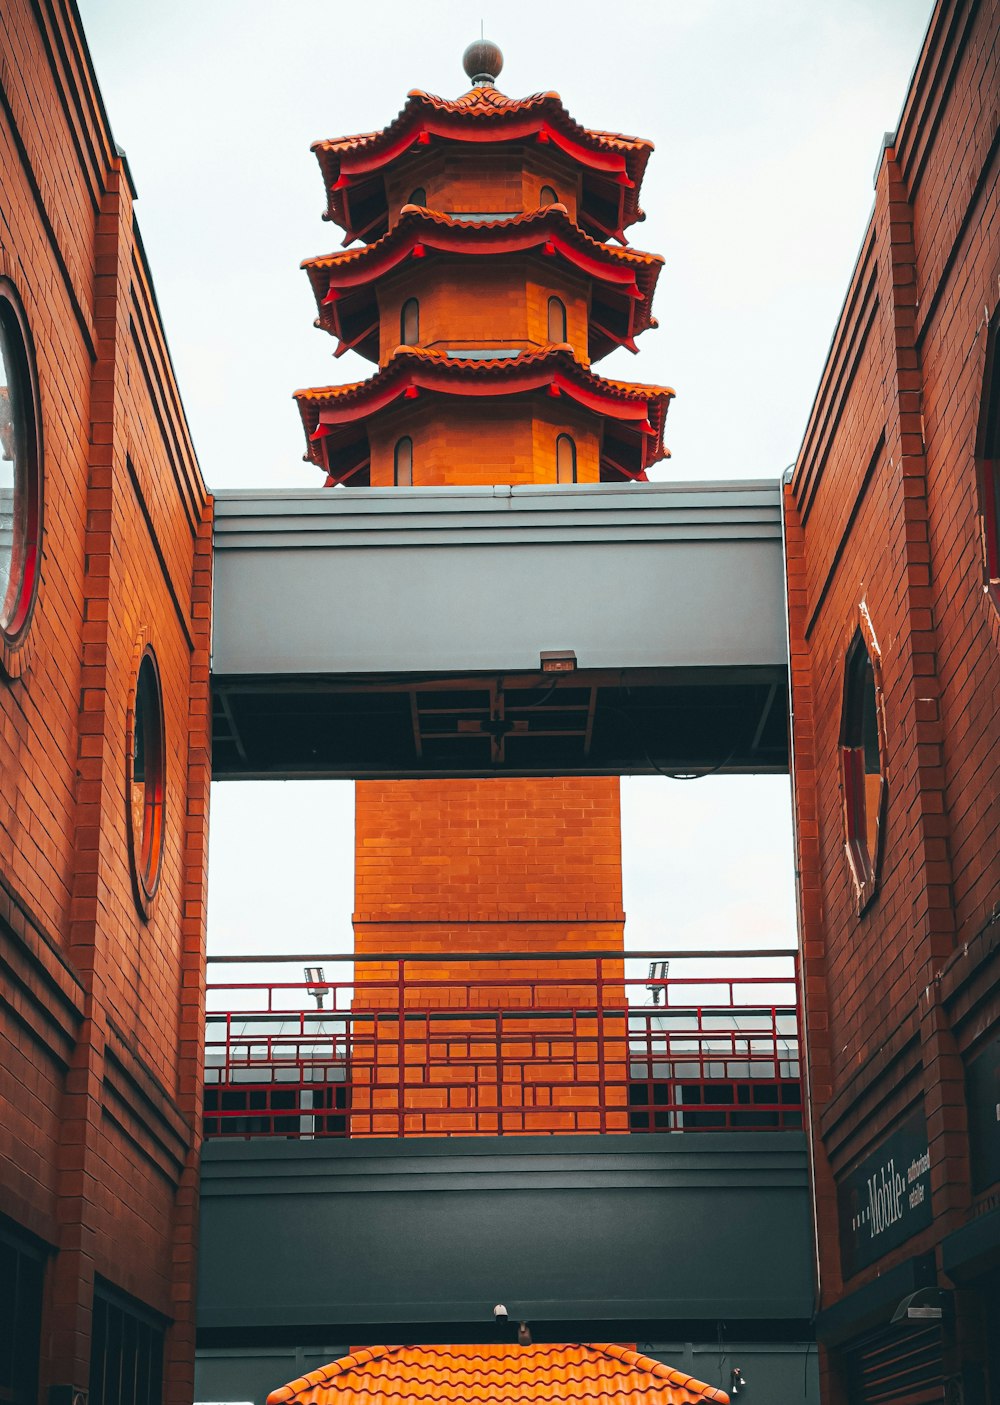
[301, 204, 664, 273]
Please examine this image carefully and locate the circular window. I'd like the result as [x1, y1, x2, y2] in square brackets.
[128, 649, 166, 910]
[0, 282, 43, 654]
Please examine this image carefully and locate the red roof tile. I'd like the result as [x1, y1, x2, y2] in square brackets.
[295, 345, 673, 410]
[302, 205, 662, 363]
[312, 88, 652, 245]
[318, 87, 650, 158]
[266, 1344, 729, 1405]
[294, 346, 673, 483]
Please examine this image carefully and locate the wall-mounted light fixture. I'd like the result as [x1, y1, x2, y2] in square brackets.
[891, 1288, 951, 1324]
[304, 966, 326, 1010]
[647, 960, 669, 1006]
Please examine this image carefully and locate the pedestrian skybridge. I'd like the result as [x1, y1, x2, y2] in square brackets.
[210, 480, 788, 779]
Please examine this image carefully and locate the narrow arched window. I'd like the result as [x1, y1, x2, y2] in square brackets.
[540, 185, 558, 207]
[556, 434, 577, 484]
[840, 622, 886, 913]
[0, 280, 43, 654]
[976, 308, 1000, 612]
[408, 188, 426, 207]
[400, 298, 419, 346]
[394, 436, 413, 487]
[548, 296, 568, 344]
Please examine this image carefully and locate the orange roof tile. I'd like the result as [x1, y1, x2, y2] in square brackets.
[302, 205, 662, 364]
[312, 89, 652, 245]
[295, 345, 673, 483]
[295, 345, 673, 409]
[266, 1344, 729, 1405]
[318, 87, 650, 158]
[294, 347, 672, 487]
[305, 205, 662, 274]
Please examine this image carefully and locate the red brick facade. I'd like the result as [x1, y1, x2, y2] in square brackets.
[0, 2, 211, 1402]
[786, 0, 1000, 1397]
[5, 0, 999, 1399]
[351, 779, 628, 1135]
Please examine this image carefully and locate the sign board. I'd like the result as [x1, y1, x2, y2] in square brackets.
[838, 1108, 932, 1279]
[967, 1034, 1000, 1195]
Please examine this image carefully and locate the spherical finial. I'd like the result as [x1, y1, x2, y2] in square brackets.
[463, 38, 503, 87]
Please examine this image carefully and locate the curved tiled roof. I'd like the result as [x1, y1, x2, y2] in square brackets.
[295, 345, 672, 483]
[296, 344, 672, 411]
[317, 86, 650, 159]
[266, 1343, 729, 1405]
[302, 205, 662, 363]
[313, 87, 652, 244]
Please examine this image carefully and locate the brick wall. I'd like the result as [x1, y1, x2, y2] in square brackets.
[383, 148, 582, 227]
[786, 0, 1000, 1397]
[353, 779, 627, 1135]
[376, 257, 591, 365]
[355, 778, 624, 924]
[0, 1, 211, 1399]
[367, 398, 602, 485]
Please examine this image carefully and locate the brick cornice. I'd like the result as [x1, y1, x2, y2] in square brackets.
[353, 909, 626, 925]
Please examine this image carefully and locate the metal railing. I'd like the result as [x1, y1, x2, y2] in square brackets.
[203, 949, 801, 1139]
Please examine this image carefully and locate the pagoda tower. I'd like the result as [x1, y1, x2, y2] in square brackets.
[296, 41, 672, 1136]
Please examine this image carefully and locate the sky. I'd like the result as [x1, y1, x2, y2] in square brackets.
[76, 0, 934, 970]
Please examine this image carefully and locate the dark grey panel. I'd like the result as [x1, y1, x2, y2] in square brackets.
[198, 1134, 814, 1335]
[195, 1340, 819, 1405]
[648, 1343, 819, 1405]
[942, 1202, 1000, 1282]
[195, 1348, 348, 1405]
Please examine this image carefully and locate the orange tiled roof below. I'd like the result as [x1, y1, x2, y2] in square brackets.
[265, 1343, 729, 1405]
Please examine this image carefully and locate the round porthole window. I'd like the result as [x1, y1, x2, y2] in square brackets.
[128, 649, 166, 911]
[0, 281, 43, 659]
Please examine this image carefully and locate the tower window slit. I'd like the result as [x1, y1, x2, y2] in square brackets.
[548, 296, 568, 344]
[556, 433, 577, 484]
[394, 436, 413, 487]
[401, 298, 419, 346]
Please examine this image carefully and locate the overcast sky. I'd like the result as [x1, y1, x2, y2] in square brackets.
[76, 0, 933, 969]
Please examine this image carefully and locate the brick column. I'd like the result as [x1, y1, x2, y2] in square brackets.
[41, 163, 133, 1401]
[876, 149, 970, 1243]
[352, 777, 628, 1136]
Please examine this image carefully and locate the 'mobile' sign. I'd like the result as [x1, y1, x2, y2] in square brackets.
[838, 1109, 932, 1278]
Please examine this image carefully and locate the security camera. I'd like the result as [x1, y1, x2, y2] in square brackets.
[493, 1304, 509, 1322]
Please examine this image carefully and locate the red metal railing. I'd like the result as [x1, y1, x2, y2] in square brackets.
[203, 949, 801, 1139]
